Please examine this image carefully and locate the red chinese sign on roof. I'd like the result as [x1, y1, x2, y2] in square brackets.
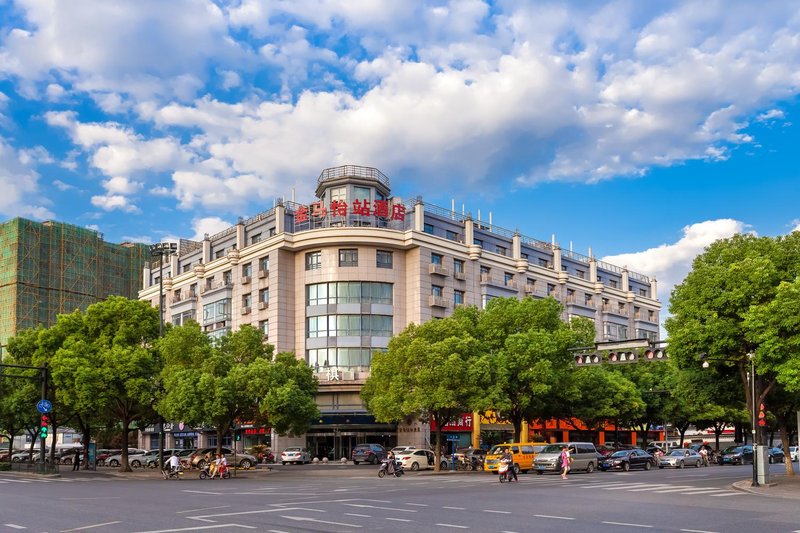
[294, 200, 405, 222]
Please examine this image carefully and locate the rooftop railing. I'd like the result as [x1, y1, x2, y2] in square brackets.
[317, 165, 390, 189]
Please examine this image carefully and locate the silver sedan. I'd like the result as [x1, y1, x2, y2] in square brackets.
[658, 448, 703, 469]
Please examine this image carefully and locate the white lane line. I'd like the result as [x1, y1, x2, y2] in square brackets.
[652, 486, 698, 493]
[343, 503, 416, 512]
[61, 521, 122, 532]
[679, 489, 733, 495]
[602, 521, 653, 528]
[267, 530, 290, 533]
[345, 513, 371, 518]
[436, 524, 469, 529]
[576, 482, 629, 488]
[442, 506, 465, 510]
[133, 525, 256, 533]
[406, 503, 429, 507]
[177, 505, 230, 514]
[601, 483, 653, 491]
[4, 525, 26, 530]
[387, 518, 412, 522]
[281, 516, 362, 528]
[190, 507, 322, 520]
[680, 529, 720, 533]
[627, 485, 674, 492]
[483, 510, 511, 514]
[181, 490, 222, 495]
[534, 515, 574, 520]
[708, 492, 744, 497]
[0, 479, 30, 483]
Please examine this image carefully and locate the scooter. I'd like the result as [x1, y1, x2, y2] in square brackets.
[200, 462, 231, 479]
[378, 458, 404, 478]
[498, 459, 513, 483]
[162, 465, 184, 480]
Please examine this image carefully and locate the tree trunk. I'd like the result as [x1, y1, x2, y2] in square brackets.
[713, 423, 724, 451]
[79, 417, 91, 470]
[780, 423, 794, 476]
[216, 428, 224, 456]
[120, 419, 131, 472]
[678, 422, 690, 448]
[433, 421, 443, 472]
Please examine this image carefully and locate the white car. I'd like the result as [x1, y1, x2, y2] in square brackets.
[658, 448, 703, 469]
[280, 447, 310, 465]
[790, 446, 798, 462]
[396, 449, 447, 471]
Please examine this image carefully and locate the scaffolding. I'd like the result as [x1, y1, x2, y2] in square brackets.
[0, 218, 148, 348]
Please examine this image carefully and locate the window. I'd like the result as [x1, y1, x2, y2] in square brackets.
[561, 264, 568, 271]
[306, 282, 393, 305]
[306, 315, 392, 338]
[639, 288, 648, 297]
[521, 252, 529, 260]
[171, 310, 195, 326]
[454, 290, 465, 305]
[306, 251, 321, 270]
[259, 320, 269, 339]
[584, 293, 593, 306]
[431, 285, 444, 297]
[223, 270, 232, 285]
[154, 276, 161, 284]
[473, 238, 483, 248]
[269, 228, 276, 237]
[205, 277, 213, 290]
[377, 250, 393, 269]
[259, 255, 269, 273]
[242, 294, 252, 308]
[307, 347, 375, 371]
[604, 322, 628, 340]
[609, 279, 618, 289]
[567, 288, 575, 301]
[215, 249, 224, 259]
[339, 248, 358, 267]
[189, 283, 197, 297]
[538, 258, 549, 267]
[504, 272, 514, 286]
[354, 186, 370, 202]
[618, 302, 626, 315]
[242, 263, 252, 277]
[496, 245, 507, 256]
[259, 288, 269, 305]
[203, 299, 231, 324]
[453, 259, 465, 274]
[330, 186, 346, 203]
[446, 230, 459, 241]
[182, 264, 192, 273]
[424, 223, 435, 235]
[431, 252, 443, 265]
[547, 283, 556, 296]
[576, 269, 585, 280]
[250, 233, 262, 244]
[480, 266, 490, 276]
[648, 310, 655, 322]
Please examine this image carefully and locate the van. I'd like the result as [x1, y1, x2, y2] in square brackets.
[484, 442, 547, 475]
[533, 442, 599, 474]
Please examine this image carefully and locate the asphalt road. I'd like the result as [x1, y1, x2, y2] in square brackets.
[1, 463, 799, 532]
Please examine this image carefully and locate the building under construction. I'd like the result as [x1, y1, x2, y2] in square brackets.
[0, 218, 149, 352]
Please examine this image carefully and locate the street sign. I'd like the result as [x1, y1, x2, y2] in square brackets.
[446, 434, 460, 442]
[36, 399, 52, 414]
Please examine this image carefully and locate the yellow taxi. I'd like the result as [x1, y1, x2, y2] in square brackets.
[484, 442, 547, 474]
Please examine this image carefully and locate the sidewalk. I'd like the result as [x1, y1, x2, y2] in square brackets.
[733, 474, 800, 500]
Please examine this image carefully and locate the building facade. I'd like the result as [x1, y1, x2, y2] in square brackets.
[138, 165, 660, 458]
[0, 217, 149, 353]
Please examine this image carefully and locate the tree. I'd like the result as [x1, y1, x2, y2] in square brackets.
[49, 296, 161, 471]
[361, 306, 486, 471]
[567, 365, 644, 434]
[667, 232, 800, 444]
[159, 323, 317, 457]
[473, 297, 595, 437]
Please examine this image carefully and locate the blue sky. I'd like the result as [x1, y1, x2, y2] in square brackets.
[0, 0, 799, 312]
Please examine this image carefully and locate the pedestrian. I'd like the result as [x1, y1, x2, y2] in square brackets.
[560, 446, 571, 480]
[72, 448, 80, 471]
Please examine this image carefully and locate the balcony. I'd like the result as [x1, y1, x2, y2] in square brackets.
[429, 295, 449, 308]
[242, 275, 251, 285]
[429, 263, 450, 276]
[241, 307, 251, 315]
[172, 292, 197, 304]
[634, 312, 659, 324]
[603, 304, 629, 317]
[258, 301, 268, 310]
[454, 270, 467, 281]
[258, 269, 269, 279]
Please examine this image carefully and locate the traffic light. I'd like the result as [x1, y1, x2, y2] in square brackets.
[758, 403, 767, 427]
[235, 432, 242, 441]
[39, 414, 49, 439]
[643, 348, 668, 361]
[608, 349, 640, 364]
[574, 353, 602, 366]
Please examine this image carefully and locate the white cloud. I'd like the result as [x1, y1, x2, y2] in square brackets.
[601, 219, 747, 323]
[52, 179, 76, 191]
[190, 216, 233, 241]
[757, 109, 786, 122]
[101, 176, 142, 195]
[791, 219, 800, 233]
[0, 137, 54, 220]
[90, 193, 140, 213]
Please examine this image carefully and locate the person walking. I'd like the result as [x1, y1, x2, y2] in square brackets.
[560, 446, 571, 480]
[72, 448, 81, 471]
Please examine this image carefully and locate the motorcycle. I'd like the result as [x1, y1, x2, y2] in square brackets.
[199, 462, 231, 479]
[162, 465, 184, 480]
[498, 458, 512, 483]
[378, 458, 404, 478]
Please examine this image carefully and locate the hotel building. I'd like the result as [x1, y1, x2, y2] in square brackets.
[138, 165, 660, 458]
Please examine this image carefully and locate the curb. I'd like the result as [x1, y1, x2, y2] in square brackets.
[731, 479, 790, 499]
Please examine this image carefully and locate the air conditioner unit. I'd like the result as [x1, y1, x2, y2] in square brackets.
[242, 276, 251, 285]
[241, 307, 251, 315]
[454, 271, 467, 281]
[258, 269, 268, 278]
[258, 301, 268, 310]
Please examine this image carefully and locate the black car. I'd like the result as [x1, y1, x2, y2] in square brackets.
[768, 447, 787, 463]
[599, 448, 656, 471]
[351, 443, 387, 465]
[720, 445, 753, 465]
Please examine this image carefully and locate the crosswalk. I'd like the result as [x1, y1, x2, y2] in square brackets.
[0, 476, 126, 483]
[398, 474, 744, 497]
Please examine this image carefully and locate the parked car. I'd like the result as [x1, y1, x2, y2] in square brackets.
[391, 446, 418, 455]
[533, 442, 599, 475]
[0, 449, 24, 462]
[351, 443, 387, 465]
[768, 447, 786, 463]
[600, 448, 656, 471]
[720, 445, 753, 465]
[140, 449, 181, 468]
[95, 449, 121, 466]
[790, 446, 799, 462]
[280, 447, 311, 465]
[453, 447, 486, 469]
[396, 449, 443, 471]
[716, 445, 742, 464]
[659, 448, 703, 468]
[105, 449, 149, 467]
[689, 443, 716, 463]
[190, 447, 258, 469]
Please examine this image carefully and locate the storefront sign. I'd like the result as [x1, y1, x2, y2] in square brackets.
[172, 432, 197, 438]
[430, 414, 473, 432]
[244, 428, 269, 435]
[295, 200, 405, 223]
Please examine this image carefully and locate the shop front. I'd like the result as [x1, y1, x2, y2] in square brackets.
[307, 414, 396, 461]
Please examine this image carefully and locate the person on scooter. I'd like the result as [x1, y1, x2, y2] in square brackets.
[386, 451, 396, 475]
[501, 449, 517, 482]
[167, 452, 181, 474]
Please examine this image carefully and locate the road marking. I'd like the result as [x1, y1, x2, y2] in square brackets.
[627, 485, 674, 492]
[602, 521, 653, 528]
[344, 513, 371, 518]
[343, 503, 416, 512]
[386, 518, 412, 522]
[601, 483, 653, 490]
[133, 525, 256, 532]
[679, 488, 733, 495]
[436, 524, 469, 529]
[680, 529, 720, 533]
[181, 490, 222, 495]
[652, 486, 698, 493]
[405, 503, 428, 506]
[61, 522, 122, 532]
[60, 497, 122, 501]
[483, 510, 511, 514]
[708, 492, 744, 497]
[281, 516, 362, 528]
[533, 515, 575, 520]
[0, 479, 30, 483]
[190, 507, 322, 520]
[267, 530, 290, 533]
[177, 505, 230, 514]
[442, 506, 465, 510]
[4, 525, 26, 530]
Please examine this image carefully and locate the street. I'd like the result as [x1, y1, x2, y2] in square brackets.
[1, 463, 800, 532]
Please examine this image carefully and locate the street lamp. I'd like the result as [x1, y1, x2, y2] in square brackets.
[150, 242, 178, 470]
[701, 352, 759, 487]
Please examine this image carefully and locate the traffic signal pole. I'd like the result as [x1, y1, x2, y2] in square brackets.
[40, 366, 47, 465]
[0, 362, 49, 469]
